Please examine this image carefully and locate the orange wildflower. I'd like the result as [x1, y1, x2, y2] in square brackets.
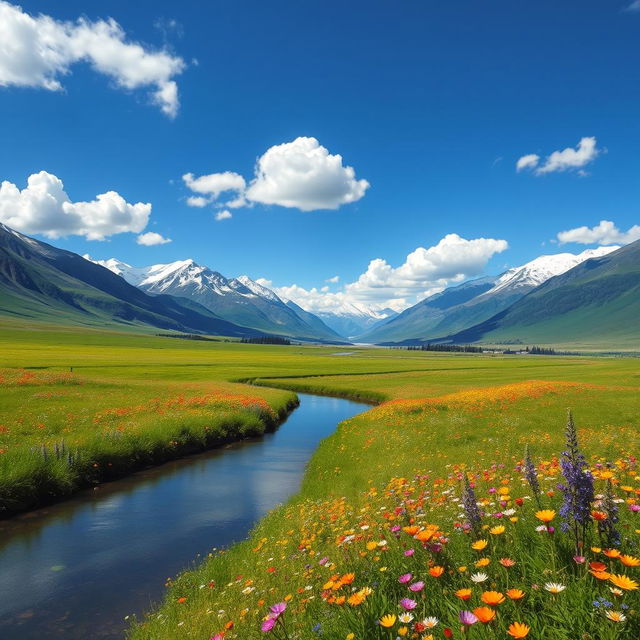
[473, 606, 496, 623]
[507, 622, 530, 638]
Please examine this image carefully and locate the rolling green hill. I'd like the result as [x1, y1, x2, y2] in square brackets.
[0, 223, 257, 337]
[446, 240, 640, 348]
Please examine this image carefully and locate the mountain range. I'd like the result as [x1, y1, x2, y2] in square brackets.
[1, 221, 638, 349]
[88, 257, 342, 342]
[357, 246, 619, 344]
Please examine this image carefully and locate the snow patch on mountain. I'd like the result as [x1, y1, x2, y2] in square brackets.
[483, 246, 619, 297]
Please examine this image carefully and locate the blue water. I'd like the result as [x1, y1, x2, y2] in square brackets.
[0, 393, 367, 639]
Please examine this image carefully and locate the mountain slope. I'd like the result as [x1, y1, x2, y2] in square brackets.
[0, 224, 257, 336]
[445, 241, 640, 348]
[358, 247, 618, 344]
[91, 258, 342, 342]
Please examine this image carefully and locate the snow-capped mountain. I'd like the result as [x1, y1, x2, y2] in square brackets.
[87, 257, 342, 342]
[482, 247, 617, 297]
[357, 246, 620, 344]
[289, 302, 397, 339]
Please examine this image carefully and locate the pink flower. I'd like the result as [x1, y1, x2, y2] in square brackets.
[319, 557, 329, 565]
[400, 598, 417, 610]
[398, 573, 412, 583]
[408, 581, 424, 592]
[270, 602, 287, 617]
[573, 555, 586, 564]
[261, 618, 277, 632]
[404, 549, 415, 556]
[459, 610, 478, 626]
[629, 504, 640, 513]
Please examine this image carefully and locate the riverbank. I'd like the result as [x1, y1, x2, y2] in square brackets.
[0, 368, 298, 517]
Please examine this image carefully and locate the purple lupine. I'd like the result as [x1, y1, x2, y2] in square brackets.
[523, 444, 542, 507]
[462, 474, 482, 536]
[558, 411, 594, 553]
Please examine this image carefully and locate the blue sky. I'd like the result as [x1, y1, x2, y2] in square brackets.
[0, 0, 639, 313]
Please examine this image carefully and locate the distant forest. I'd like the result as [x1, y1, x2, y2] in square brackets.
[241, 336, 291, 345]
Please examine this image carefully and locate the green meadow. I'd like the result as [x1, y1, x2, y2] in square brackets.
[2, 321, 640, 639]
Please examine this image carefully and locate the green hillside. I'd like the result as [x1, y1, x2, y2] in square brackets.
[447, 240, 640, 349]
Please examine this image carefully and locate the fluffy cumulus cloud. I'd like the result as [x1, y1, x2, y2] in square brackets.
[267, 233, 508, 314]
[136, 231, 171, 246]
[0, 1, 185, 116]
[517, 137, 600, 175]
[557, 220, 640, 245]
[183, 137, 368, 212]
[0, 171, 151, 240]
[215, 209, 232, 221]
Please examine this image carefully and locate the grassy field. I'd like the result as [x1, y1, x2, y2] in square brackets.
[3, 322, 640, 638]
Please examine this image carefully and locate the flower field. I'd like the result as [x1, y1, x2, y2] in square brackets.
[128, 375, 640, 640]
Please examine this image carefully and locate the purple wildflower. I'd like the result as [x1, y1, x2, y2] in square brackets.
[459, 610, 478, 626]
[400, 598, 417, 610]
[598, 478, 621, 547]
[261, 618, 277, 632]
[462, 474, 482, 535]
[409, 581, 425, 592]
[558, 411, 594, 553]
[523, 444, 541, 507]
[398, 573, 412, 583]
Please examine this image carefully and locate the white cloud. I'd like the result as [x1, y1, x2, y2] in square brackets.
[326, 275, 340, 283]
[136, 231, 171, 246]
[215, 209, 232, 221]
[0, 171, 151, 240]
[625, 0, 640, 11]
[516, 154, 540, 172]
[517, 137, 600, 175]
[269, 233, 508, 314]
[557, 220, 640, 245]
[186, 196, 209, 208]
[245, 137, 369, 211]
[0, 1, 185, 116]
[182, 137, 369, 212]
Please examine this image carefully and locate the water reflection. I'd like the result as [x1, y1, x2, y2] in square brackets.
[0, 394, 367, 639]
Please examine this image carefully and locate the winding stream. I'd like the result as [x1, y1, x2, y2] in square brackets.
[0, 393, 367, 639]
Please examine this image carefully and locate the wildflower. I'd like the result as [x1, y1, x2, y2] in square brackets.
[398, 573, 412, 584]
[507, 622, 530, 638]
[347, 592, 365, 606]
[535, 509, 556, 523]
[459, 611, 478, 626]
[489, 525, 505, 535]
[473, 606, 496, 623]
[598, 479, 621, 547]
[470, 572, 489, 583]
[475, 558, 490, 567]
[471, 539, 488, 550]
[422, 617, 439, 628]
[544, 582, 566, 594]
[619, 554, 640, 567]
[523, 444, 541, 506]
[455, 588, 472, 600]
[506, 588, 525, 600]
[462, 475, 483, 535]
[398, 613, 414, 623]
[261, 618, 277, 632]
[481, 591, 505, 606]
[400, 598, 417, 611]
[398, 626, 409, 636]
[603, 549, 621, 558]
[428, 566, 445, 578]
[609, 574, 639, 591]
[559, 411, 595, 552]
[573, 555, 586, 564]
[590, 561, 607, 571]
[409, 581, 425, 592]
[499, 557, 515, 567]
[605, 610, 627, 622]
[590, 570, 611, 581]
[380, 614, 396, 628]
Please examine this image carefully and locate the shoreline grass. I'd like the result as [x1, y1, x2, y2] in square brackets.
[0, 368, 298, 517]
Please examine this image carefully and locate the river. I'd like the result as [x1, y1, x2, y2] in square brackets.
[0, 393, 367, 639]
